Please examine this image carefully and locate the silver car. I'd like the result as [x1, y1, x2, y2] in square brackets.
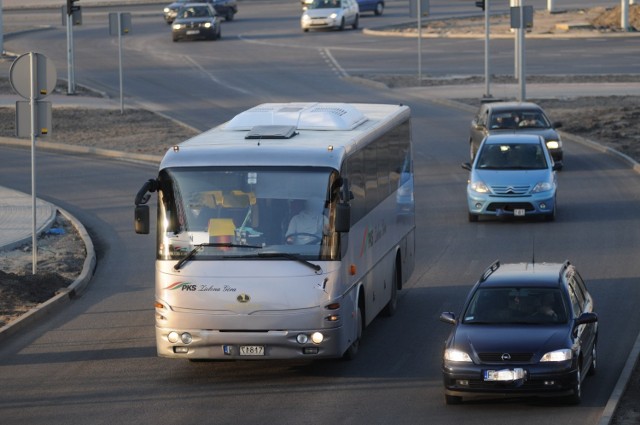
[301, 0, 360, 32]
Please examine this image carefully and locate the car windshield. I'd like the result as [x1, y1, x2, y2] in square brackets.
[490, 110, 551, 130]
[462, 287, 568, 325]
[310, 0, 341, 9]
[178, 5, 212, 18]
[476, 143, 548, 170]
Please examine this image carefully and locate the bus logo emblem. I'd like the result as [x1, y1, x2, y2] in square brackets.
[237, 294, 250, 303]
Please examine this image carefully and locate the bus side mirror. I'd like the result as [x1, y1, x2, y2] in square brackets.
[335, 203, 350, 233]
[135, 205, 150, 234]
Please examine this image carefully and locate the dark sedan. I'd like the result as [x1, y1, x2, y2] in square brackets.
[172, 3, 221, 42]
[439, 261, 598, 405]
[164, 0, 237, 23]
[469, 101, 564, 169]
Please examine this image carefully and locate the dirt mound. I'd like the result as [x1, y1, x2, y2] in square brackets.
[591, 5, 640, 30]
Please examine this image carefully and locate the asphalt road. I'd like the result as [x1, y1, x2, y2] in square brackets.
[1, 1, 640, 424]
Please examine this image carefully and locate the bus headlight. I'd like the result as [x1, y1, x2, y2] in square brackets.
[296, 334, 309, 344]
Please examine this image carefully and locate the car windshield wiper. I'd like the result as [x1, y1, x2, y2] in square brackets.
[230, 252, 322, 273]
[174, 242, 263, 270]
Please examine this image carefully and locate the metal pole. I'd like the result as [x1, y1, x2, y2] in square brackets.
[547, 0, 555, 13]
[518, 3, 526, 101]
[483, 0, 491, 98]
[66, 14, 76, 94]
[512, 0, 518, 79]
[622, 0, 630, 31]
[29, 52, 37, 274]
[0, 0, 5, 56]
[417, 0, 422, 83]
[118, 13, 124, 114]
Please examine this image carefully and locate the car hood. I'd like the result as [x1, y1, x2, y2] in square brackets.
[304, 8, 341, 18]
[472, 169, 553, 186]
[452, 324, 569, 359]
[488, 128, 560, 141]
[174, 17, 215, 24]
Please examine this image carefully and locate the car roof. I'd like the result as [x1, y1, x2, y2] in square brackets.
[482, 101, 544, 112]
[482, 133, 544, 145]
[478, 262, 567, 289]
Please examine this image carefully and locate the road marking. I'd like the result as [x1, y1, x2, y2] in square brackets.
[182, 55, 252, 95]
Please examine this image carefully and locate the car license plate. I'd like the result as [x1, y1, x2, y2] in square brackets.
[484, 368, 525, 381]
[514, 208, 525, 216]
[186, 30, 199, 35]
[239, 345, 264, 356]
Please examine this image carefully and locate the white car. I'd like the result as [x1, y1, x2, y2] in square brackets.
[301, 0, 359, 32]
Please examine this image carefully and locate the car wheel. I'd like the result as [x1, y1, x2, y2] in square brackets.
[343, 304, 362, 360]
[352, 15, 359, 30]
[445, 394, 462, 405]
[172, 36, 178, 42]
[588, 341, 597, 376]
[303, 28, 309, 32]
[468, 212, 478, 222]
[374, 2, 384, 15]
[339, 17, 345, 31]
[225, 10, 234, 21]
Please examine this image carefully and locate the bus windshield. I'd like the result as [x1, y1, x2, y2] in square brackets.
[156, 166, 342, 262]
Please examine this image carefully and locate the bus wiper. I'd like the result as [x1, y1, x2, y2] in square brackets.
[174, 242, 263, 270]
[256, 252, 322, 273]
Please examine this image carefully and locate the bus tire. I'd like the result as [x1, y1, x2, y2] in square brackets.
[343, 305, 362, 360]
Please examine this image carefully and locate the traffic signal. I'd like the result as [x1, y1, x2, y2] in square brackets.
[475, 0, 485, 11]
[67, 0, 79, 16]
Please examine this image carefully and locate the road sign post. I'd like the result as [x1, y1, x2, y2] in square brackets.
[109, 12, 132, 114]
[10, 52, 57, 274]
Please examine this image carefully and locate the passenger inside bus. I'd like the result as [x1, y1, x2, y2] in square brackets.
[285, 199, 328, 245]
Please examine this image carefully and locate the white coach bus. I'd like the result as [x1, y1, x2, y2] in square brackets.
[134, 102, 415, 360]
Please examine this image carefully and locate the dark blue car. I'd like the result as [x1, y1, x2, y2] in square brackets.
[356, 0, 384, 15]
[440, 261, 598, 405]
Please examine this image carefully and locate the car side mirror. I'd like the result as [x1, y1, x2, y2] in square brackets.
[575, 312, 598, 326]
[553, 121, 563, 129]
[552, 162, 561, 171]
[439, 312, 457, 325]
[461, 162, 472, 171]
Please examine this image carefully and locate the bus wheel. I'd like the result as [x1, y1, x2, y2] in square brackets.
[343, 306, 362, 360]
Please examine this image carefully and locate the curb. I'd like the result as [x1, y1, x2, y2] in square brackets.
[0, 205, 96, 344]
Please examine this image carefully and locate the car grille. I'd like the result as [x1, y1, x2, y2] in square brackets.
[478, 352, 533, 363]
[486, 202, 534, 212]
[491, 185, 531, 195]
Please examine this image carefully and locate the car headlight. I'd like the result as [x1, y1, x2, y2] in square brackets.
[329, 12, 338, 19]
[204, 22, 212, 28]
[532, 181, 553, 193]
[163, 7, 170, 13]
[172, 24, 182, 30]
[444, 348, 473, 362]
[302, 14, 311, 22]
[540, 348, 572, 362]
[470, 181, 489, 194]
[546, 140, 560, 150]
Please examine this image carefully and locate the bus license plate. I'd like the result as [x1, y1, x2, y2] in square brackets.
[240, 345, 264, 356]
[514, 208, 525, 216]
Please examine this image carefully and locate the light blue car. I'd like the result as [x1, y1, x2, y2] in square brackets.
[461, 134, 559, 222]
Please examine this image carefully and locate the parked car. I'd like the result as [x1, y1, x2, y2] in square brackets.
[171, 3, 221, 42]
[439, 260, 598, 405]
[461, 133, 559, 222]
[301, 0, 360, 32]
[469, 101, 563, 169]
[164, 0, 237, 23]
[356, 0, 384, 15]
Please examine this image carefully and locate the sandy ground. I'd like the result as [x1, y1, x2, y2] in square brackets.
[0, 4, 638, 422]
